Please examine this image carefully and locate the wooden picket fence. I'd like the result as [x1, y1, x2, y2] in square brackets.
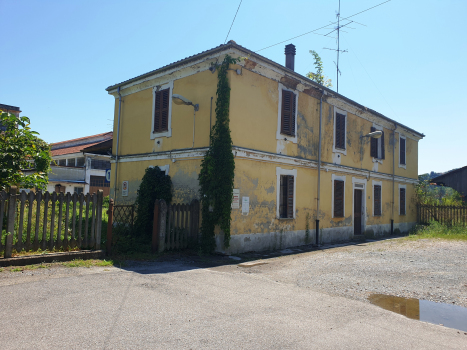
[0, 186, 104, 258]
[152, 199, 200, 253]
[418, 204, 467, 226]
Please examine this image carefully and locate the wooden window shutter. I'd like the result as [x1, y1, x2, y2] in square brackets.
[400, 137, 406, 165]
[374, 185, 382, 216]
[370, 126, 377, 158]
[281, 90, 295, 136]
[381, 131, 385, 159]
[287, 175, 294, 218]
[154, 88, 170, 132]
[335, 113, 346, 149]
[400, 188, 406, 215]
[334, 180, 344, 217]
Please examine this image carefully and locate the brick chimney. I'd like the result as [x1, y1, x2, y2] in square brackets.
[285, 44, 296, 71]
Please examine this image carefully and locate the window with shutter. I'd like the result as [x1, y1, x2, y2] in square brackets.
[374, 185, 382, 216]
[280, 90, 296, 136]
[334, 180, 345, 217]
[400, 188, 406, 215]
[154, 88, 170, 133]
[279, 175, 295, 218]
[335, 113, 346, 150]
[370, 127, 385, 159]
[400, 137, 406, 165]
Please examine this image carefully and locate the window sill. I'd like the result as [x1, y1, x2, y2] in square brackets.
[276, 217, 295, 220]
[333, 147, 347, 156]
[150, 130, 171, 139]
[372, 158, 383, 164]
[398, 164, 407, 169]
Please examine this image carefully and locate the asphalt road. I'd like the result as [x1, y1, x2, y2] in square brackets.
[0, 259, 465, 349]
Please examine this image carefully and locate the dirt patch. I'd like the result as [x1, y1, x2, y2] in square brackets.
[218, 238, 467, 308]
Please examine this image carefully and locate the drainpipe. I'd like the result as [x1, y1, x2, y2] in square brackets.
[391, 122, 396, 234]
[316, 90, 325, 246]
[113, 86, 123, 204]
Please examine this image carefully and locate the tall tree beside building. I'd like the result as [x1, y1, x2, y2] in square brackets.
[0, 111, 51, 190]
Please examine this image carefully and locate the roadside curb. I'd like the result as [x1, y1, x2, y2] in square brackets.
[0, 250, 105, 267]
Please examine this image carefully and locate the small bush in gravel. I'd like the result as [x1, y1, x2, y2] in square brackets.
[409, 221, 467, 240]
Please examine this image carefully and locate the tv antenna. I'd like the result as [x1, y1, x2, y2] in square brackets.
[323, 0, 366, 93]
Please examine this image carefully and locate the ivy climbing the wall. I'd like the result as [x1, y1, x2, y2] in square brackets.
[134, 166, 173, 240]
[198, 55, 240, 253]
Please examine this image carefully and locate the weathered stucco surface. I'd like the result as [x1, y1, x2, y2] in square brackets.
[109, 48, 422, 253]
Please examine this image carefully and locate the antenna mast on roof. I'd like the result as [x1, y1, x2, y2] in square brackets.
[323, 0, 349, 93]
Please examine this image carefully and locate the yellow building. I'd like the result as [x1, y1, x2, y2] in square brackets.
[106, 41, 424, 254]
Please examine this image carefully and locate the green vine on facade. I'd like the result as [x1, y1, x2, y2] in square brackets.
[198, 55, 240, 252]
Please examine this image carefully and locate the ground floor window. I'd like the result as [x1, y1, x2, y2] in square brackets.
[374, 184, 382, 216]
[279, 175, 294, 218]
[334, 180, 345, 217]
[400, 187, 406, 215]
[74, 187, 83, 194]
[276, 167, 296, 219]
[90, 176, 110, 188]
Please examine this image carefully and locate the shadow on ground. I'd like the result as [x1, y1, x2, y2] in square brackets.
[114, 234, 406, 275]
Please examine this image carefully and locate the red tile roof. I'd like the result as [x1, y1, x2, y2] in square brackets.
[50, 132, 113, 156]
[51, 141, 104, 156]
[51, 132, 112, 148]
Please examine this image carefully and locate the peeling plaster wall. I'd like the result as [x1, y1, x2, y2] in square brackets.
[113, 70, 218, 157]
[110, 159, 201, 204]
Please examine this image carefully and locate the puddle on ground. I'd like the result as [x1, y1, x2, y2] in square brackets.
[368, 294, 467, 332]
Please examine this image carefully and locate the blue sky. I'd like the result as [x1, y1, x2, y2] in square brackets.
[1, 0, 466, 174]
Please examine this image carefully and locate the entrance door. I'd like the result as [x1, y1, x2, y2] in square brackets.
[354, 189, 363, 235]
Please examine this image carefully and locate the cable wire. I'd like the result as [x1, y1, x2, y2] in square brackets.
[224, 0, 243, 44]
[255, 0, 391, 52]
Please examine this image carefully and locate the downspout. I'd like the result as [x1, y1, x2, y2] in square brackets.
[316, 90, 325, 246]
[113, 86, 123, 204]
[391, 122, 396, 235]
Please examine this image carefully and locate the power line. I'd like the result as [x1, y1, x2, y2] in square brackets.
[224, 0, 243, 44]
[255, 0, 390, 52]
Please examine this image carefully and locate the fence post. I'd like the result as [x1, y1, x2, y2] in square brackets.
[152, 200, 160, 253]
[106, 198, 114, 256]
[4, 186, 17, 259]
[95, 190, 103, 250]
[158, 200, 167, 253]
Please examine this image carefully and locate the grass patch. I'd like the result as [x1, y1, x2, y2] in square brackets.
[0, 259, 115, 273]
[408, 221, 467, 241]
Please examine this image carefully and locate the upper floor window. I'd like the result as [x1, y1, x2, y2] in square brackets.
[68, 158, 76, 167]
[153, 88, 169, 133]
[151, 81, 173, 139]
[76, 157, 85, 167]
[276, 84, 298, 144]
[58, 159, 66, 166]
[280, 90, 296, 137]
[370, 127, 385, 159]
[91, 159, 110, 170]
[333, 108, 347, 154]
[399, 134, 406, 167]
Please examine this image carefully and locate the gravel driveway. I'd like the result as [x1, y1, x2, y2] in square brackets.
[218, 237, 467, 308]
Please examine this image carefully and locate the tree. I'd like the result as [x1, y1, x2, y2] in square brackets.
[415, 175, 464, 206]
[0, 111, 51, 190]
[306, 50, 332, 88]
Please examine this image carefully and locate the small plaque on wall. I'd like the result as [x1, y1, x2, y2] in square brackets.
[242, 197, 249, 215]
[122, 181, 129, 197]
[232, 189, 240, 209]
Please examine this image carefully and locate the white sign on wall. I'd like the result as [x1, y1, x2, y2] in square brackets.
[242, 197, 249, 215]
[122, 181, 129, 197]
[232, 189, 240, 209]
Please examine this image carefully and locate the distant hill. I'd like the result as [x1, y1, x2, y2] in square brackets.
[419, 171, 443, 181]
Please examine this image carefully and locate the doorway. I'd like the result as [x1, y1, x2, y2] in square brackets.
[354, 189, 363, 235]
